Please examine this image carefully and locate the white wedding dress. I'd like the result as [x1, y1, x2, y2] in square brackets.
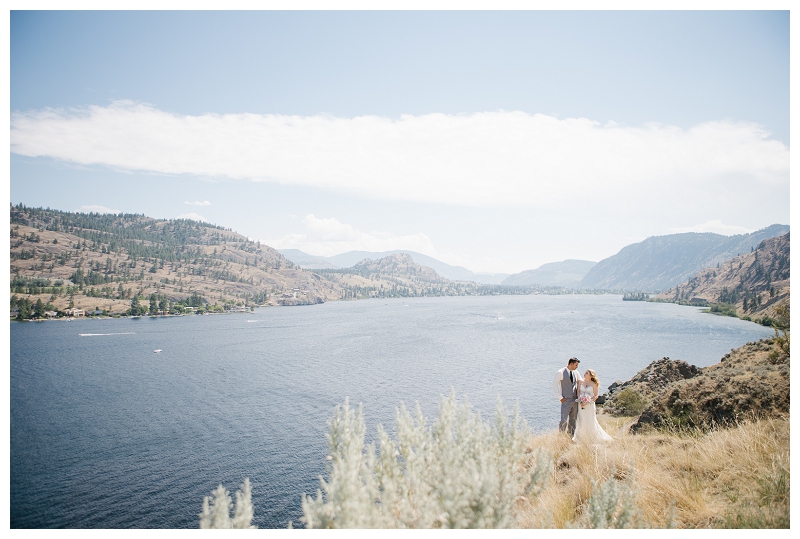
[573, 383, 613, 444]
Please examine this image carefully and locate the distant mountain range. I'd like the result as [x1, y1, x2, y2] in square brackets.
[279, 249, 509, 284]
[282, 223, 790, 292]
[501, 259, 597, 287]
[580, 224, 790, 292]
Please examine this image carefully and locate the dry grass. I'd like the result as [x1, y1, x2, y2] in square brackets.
[517, 413, 789, 528]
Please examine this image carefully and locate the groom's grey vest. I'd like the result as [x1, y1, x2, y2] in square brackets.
[560, 369, 577, 401]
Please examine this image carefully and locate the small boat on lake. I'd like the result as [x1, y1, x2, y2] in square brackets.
[154, 349, 162, 353]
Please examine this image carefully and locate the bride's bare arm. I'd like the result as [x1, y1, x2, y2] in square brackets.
[592, 383, 599, 401]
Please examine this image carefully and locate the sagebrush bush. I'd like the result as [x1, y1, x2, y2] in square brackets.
[198, 478, 255, 529]
[300, 391, 551, 528]
[768, 301, 789, 364]
[569, 470, 644, 528]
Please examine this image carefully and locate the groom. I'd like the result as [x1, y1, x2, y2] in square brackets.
[554, 357, 582, 434]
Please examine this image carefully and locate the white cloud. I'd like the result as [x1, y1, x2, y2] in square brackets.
[176, 212, 207, 222]
[10, 101, 789, 210]
[185, 200, 211, 206]
[669, 220, 754, 235]
[77, 204, 120, 214]
[270, 214, 438, 257]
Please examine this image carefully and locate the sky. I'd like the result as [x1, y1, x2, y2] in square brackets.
[9, 10, 790, 274]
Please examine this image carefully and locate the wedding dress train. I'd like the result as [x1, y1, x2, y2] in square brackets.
[573, 384, 613, 444]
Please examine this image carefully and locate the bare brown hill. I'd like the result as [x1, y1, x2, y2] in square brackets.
[652, 233, 789, 322]
[10, 205, 342, 316]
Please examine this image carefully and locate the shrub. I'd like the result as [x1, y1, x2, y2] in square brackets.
[198, 478, 255, 529]
[300, 391, 550, 529]
[768, 302, 789, 364]
[569, 470, 645, 529]
[612, 388, 647, 415]
[707, 303, 738, 317]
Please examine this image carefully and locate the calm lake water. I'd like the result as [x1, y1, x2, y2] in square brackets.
[10, 294, 773, 528]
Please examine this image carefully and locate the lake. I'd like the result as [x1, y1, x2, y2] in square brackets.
[10, 294, 773, 528]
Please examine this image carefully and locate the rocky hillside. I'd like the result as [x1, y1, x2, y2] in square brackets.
[281, 248, 509, 284]
[602, 332, 789, 431]
[502, 259, 596, 287]
[580, 224, 789, 291]
[353, 253, 447, 282]
[632, 337, 789, 432]
[310, 253, 490, 299]
[9, 204, 342, 315]
[652, 233, 789, 321]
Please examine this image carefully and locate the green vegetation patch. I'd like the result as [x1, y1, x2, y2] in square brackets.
[705, 302, 738, 317]
[610, 388, 647, 416]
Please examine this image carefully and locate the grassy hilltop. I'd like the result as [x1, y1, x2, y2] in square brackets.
[521, 329, 789, 528]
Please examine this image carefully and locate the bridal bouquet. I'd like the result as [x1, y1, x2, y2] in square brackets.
[579, 395, 592, 408]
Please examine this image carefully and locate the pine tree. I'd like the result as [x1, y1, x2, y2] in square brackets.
[130, 296, 141, 315]
[34, 299, 45, 318]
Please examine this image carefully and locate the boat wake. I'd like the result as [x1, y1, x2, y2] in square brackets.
[79, 332, 136, 337]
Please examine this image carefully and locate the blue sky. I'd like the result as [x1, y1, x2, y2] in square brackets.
[10, 10, 790, 273]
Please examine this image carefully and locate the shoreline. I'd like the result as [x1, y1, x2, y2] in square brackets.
[11, 292, 777, 329]
[9, 310, 246, 322]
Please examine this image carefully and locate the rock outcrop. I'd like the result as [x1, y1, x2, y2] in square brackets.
[631, 338, 789, 431]
[603, 357, 700, 415]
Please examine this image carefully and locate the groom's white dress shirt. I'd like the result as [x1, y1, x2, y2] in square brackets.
[553, 367, 583, 400]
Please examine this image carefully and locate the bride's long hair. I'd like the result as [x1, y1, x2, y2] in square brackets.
[585, 369, 599, 387]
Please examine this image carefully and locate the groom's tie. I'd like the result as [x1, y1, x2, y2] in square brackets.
[570, 370, 574, 383]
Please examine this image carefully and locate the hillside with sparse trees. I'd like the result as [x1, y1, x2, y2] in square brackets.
[651, 233, 789, 324]
[9, 204, 342, 318]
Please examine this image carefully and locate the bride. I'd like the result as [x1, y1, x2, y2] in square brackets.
[573, 369, 613, 444]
